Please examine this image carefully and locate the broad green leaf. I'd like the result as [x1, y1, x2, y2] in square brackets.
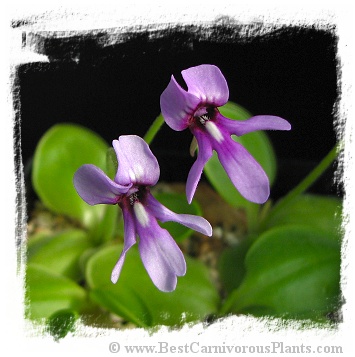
[32, 123, 114, 235]
[153, 192, 203, 242]
[86, 244, 219, 327]
[26, 264, 88, 319]
[262, 194, 342, 239]
[27, 229, 92, 281]
[47, 309, 78, 341]
[204, 101, 277, 208]
[228, 225, 341, 320]
[217, 238, 253, 294]
[88, 204, 120, 245]
[78, 246, 103, 277]
[26, 232, 56, 260]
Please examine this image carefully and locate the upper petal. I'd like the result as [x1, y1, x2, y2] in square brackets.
[136, 214, 186, 292]
[146, 193, 212, 236]
[186, 129, 213, 204]
[217, 113, 291, 136]
[160, 76, 200, 131]
[111, 208, 137, 284]
[216, 138, 270, 204]
[181, 64, 229, 107]
[113, 135, 160, 187]
[73, 164, 131, 205]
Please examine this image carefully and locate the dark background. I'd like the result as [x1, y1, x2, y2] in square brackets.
[15, 22, 340, 202]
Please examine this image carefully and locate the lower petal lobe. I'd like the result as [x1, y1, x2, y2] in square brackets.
[111, 209, 136, 284]
[216, 138, 270, 204]
[217, 113, 291, 137]
[186, 130, 213, 204]
[136, 213, 186, 292]
[146, 193, 212, 236]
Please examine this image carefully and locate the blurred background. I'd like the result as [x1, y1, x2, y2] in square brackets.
[15, 22, 340, 204]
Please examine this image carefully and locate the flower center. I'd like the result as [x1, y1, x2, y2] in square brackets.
[129, 192, 139, 205]
[126, 189, 150, 227]
[193, 106, 215, 127]
[198, 114, 210, 125]
[193, 107, 224, 143]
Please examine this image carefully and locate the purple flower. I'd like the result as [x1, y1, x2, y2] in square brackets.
[74, 135, 212, 292]
[160, 64, 291, 204]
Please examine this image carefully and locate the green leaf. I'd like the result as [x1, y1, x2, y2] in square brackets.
[153, 192, 203, 242]
[86, 244, 219, 327]
[217, 238, 253, 294]
[106, 147, 118, 179]
[47, 309, 78, 341]
[262, 194, 342, 239]
[32, 123, 112, 234]
[26, 264, 88, 319]
[88, 204, 120, 245]
[27, 229, 92, 281]
[26, 232, 56, 260]
[227, 225, 341, 320]
[204, 101, 277, 209]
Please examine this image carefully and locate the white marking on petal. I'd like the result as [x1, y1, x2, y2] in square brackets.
[135, 164, 145, 180]
[128, 169, 136, 181]
[133, 202, 149, 227]
[179, 110, 190, 119]
[200, 94, 207, 102]
[129, 164, 144, 182]
[206, 121, 224, 143]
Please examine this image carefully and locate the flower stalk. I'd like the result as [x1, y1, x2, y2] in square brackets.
[143, 114, 165, 145]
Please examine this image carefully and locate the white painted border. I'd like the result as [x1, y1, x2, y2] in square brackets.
[2, 1, 354, 355]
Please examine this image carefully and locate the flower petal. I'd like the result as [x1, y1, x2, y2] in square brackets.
[160, 76, 200, 131]
[217, 113, 291, 136]
[146, 193, 212, 236]
[186, 130, 213, 204]
[136, 215, 186, 292]
[73, 164, 131, 205]
[111, 209, 137, 284]
[113, 135, 160, 186]
[216, 138, 270, 204]
[181, 64, 229, 107]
